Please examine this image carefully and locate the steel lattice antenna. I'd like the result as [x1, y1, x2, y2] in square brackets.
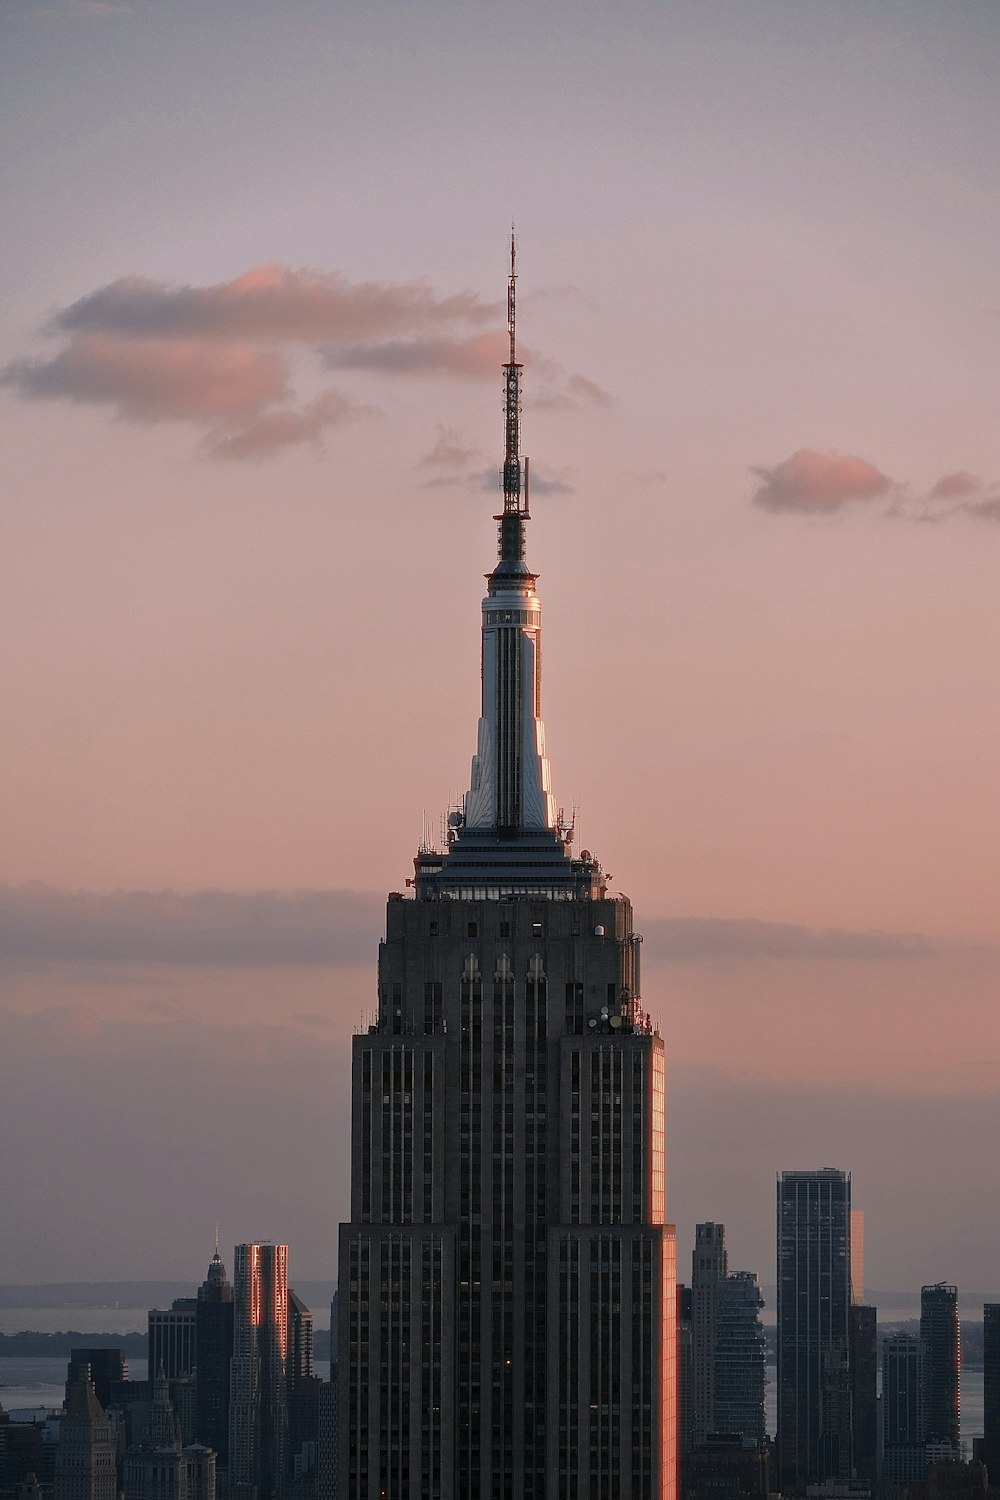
[501, 227, 528, 521]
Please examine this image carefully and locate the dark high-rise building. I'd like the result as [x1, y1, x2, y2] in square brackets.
[230, 1242, 288, 1500]
[883, 1332, 926, 1484]
[776, 1168, 851, 1494]
[337, 242, 677, 1500]
[714, 1272, 766, 1446]
[677, 1285, 694, 1459]
[65, 1350, 128, 1413]
[692, 1224, 728, 1447]
[196, 1248, 234, 1467]
[287, 1293, 317, 1490]
[849, 1303, 877, 1486]
[983, 1304, 1000, 1482]
[922, 1283, 961, 1451]
[149, 1301, 198, 1381]
[54, 1380, 116, 1500]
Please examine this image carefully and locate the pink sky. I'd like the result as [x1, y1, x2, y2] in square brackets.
[1, 0, 998, 1294]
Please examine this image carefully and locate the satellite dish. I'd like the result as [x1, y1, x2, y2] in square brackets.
[609, 1015, 622, 1029]
[588, 1018, 597, 1028]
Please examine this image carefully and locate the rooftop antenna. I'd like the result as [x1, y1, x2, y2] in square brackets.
[497, 227, 529, 560]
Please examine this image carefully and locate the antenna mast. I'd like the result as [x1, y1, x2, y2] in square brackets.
[501, 228, 528, 520]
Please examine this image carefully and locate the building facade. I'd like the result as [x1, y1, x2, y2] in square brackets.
[337, 243, 677, 1500]
[148, 1301, 198, 1382]
[922, 1283, 960, 1452]
[196, 1248, 234, 1468]
[124, 1367, 216, 1500]
[54, 1380, 116, 1500]
[230, 1242, 289, 1500]
[691, 1224, 728, 1448]
[776, 1168, 852, 1494]
[848, 1303, 877, 1487]
[983, 1304, 1000, 1482]
[882, 1332, 927, 1484]
[713, 1271, 766, 1446]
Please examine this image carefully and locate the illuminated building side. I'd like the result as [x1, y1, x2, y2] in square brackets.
[337, 239, 676, 1500]
[230, 1243, 288, 1500]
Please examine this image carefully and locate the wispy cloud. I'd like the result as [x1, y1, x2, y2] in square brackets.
[424, 465, 575, 496]
[2, 334, 289, 423]
[0, 884, 383, 967]
[640, 915, 935, 962]
[52, 265, 499, 345]
[0, 884, 943, 971]
[203, 388, 372, 461]
[4, 262, 606, 461]
[420, 425, 482, 470]
[324, 330, 506, 378]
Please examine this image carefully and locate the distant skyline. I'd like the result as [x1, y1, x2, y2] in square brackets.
[1, 0, 998, 1289]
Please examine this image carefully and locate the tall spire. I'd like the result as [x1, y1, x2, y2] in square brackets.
[411, 237, 606, 899]
[462, 235, 553, 835]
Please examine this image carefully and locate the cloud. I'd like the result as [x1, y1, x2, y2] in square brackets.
[420, 425, 481, 470]
[324, 330, 507, 378]
[425, 465, 575, 496]
[5, 262, 608, 461]
[751, 448, 894, 513]
[0, 884, 383, 967]
[533, 371, 612, 410]
[640, 915, 935, 961]
[203, 388, 371, 461]
[2, 333, 289, 422]
[0, 884, 940, 972]
[54, 264, 498, 345]
[929, 470, 981, 500]
[966, 494, 1000, 523]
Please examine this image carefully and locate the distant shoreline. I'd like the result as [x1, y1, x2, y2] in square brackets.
[0, 1329, 335, 1359]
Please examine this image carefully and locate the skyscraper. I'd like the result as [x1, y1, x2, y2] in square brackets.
[54, 1380, 116, 1500]
[713, 1272, 766, 1446]
[196, 1247, 234, 1467]
[691, 1223, 727, 1447]
[921, 1283, 960, 1451]
[882, 1333, 926, 1484]
[149, 1301, 198, 1382]
[230, 1243, 289, 1500]
[338, 241, 677, 1500]
[64, 1351, 128, 1413]
[776, 1168, 851, 1494]
[983, 1304, 1000, 1481]
[848, 1303, 877, 1487]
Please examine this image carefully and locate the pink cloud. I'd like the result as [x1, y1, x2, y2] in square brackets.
[752, 447, 894, 513]
[929, 470, 982, 499]
[204, 389, 369, 462]
[6, 262, 609, 459]
[2, 332, 288, 422]
[54, 264, 498, 345]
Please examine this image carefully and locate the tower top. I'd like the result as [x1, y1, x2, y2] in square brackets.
[411, 238, 607, 900]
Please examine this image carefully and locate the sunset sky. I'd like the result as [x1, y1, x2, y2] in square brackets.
[2, 0, 998, 1298]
